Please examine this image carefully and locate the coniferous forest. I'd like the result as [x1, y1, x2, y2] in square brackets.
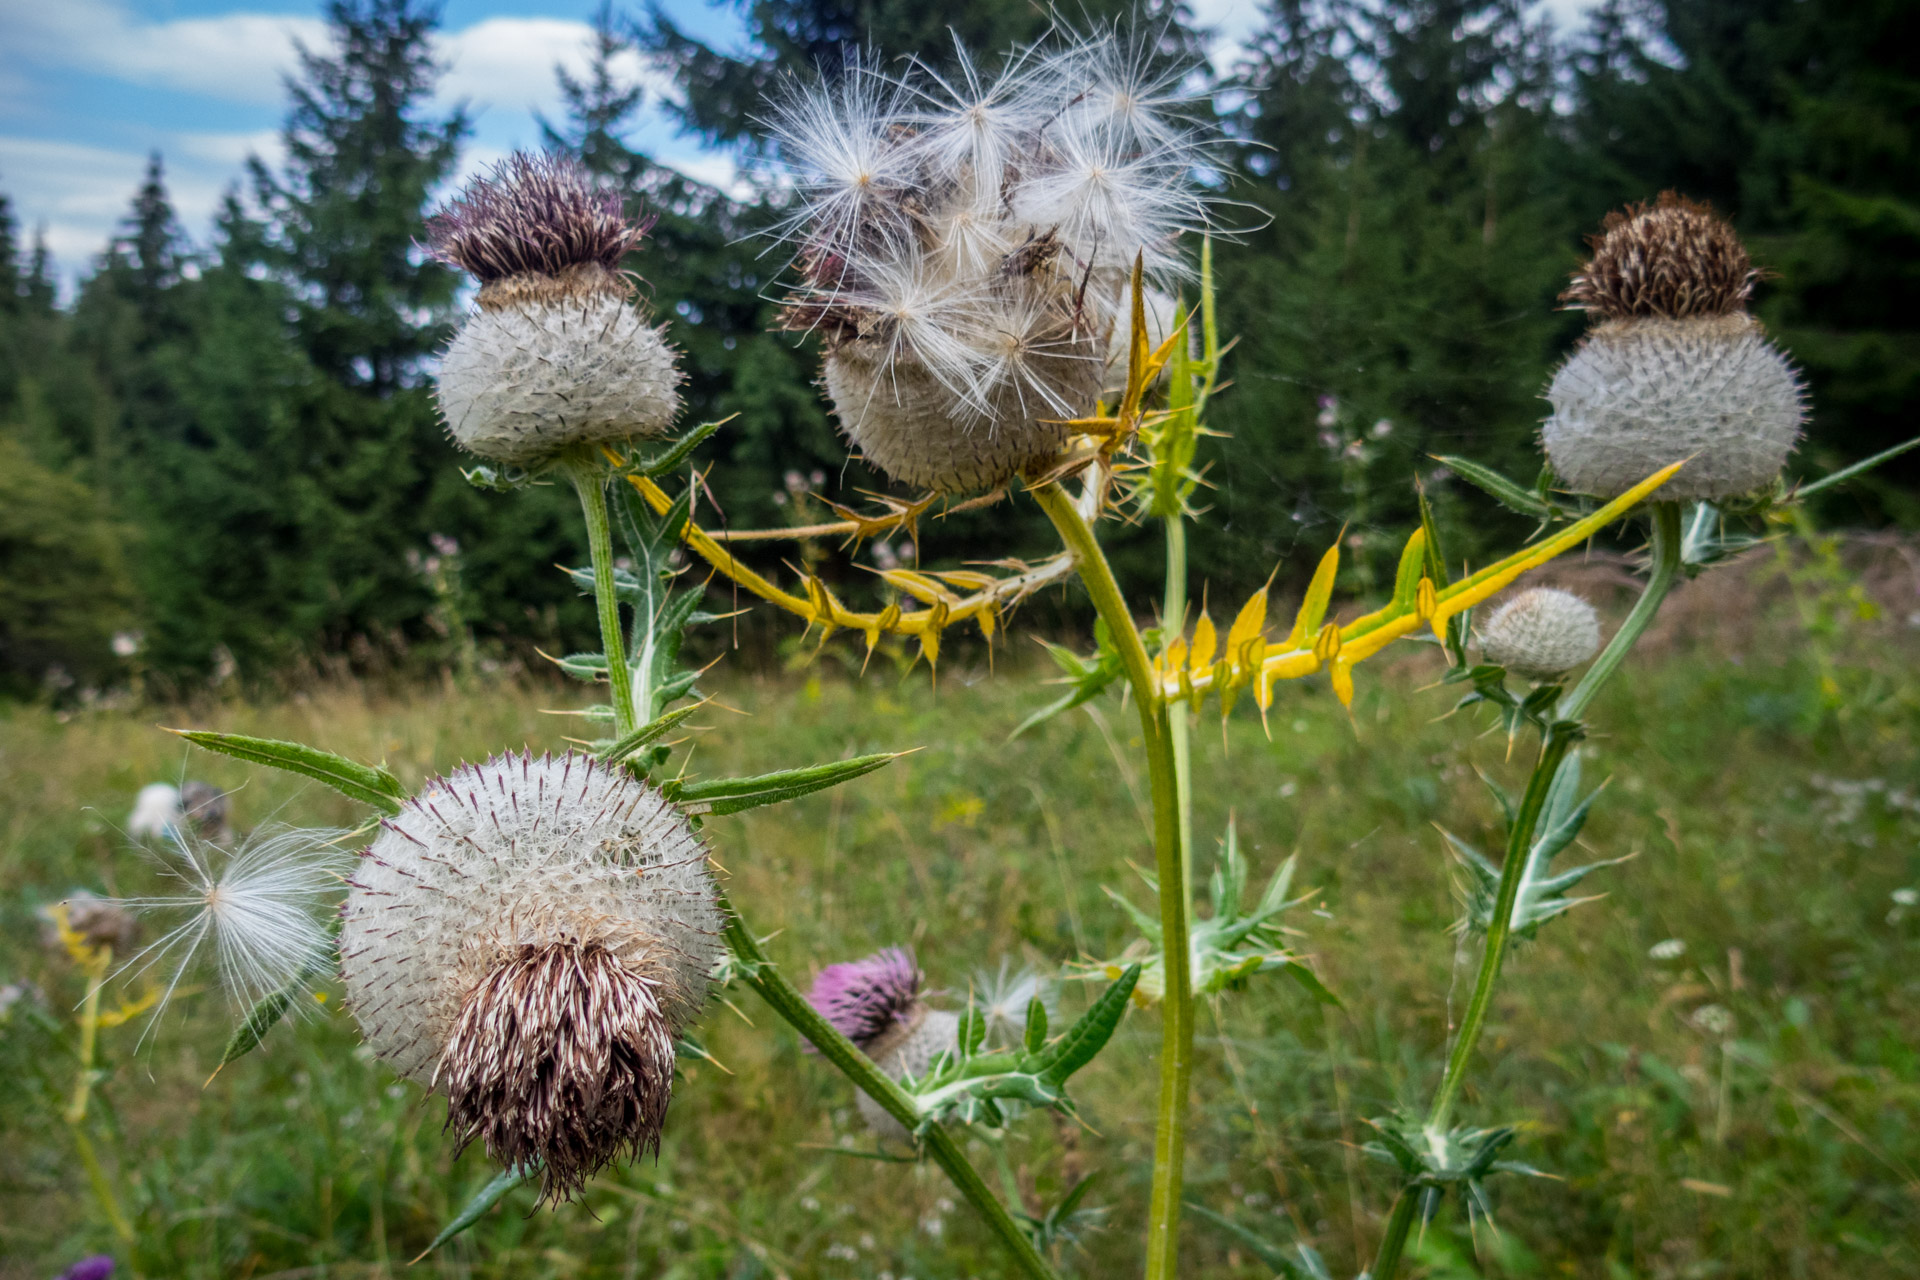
[3, 0, 1915, 695]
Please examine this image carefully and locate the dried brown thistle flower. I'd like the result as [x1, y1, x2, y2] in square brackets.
[437, 940, 675, 1201]
[1561, 192, 1756, 321]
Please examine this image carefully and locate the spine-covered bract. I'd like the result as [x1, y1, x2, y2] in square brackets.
[1543, 192, 1805, 501]
[340, 751, 722, 1201]
[427, 154, 682, 469]
[1477, 587, 1603, 680]
[769, 37, 1211, 493]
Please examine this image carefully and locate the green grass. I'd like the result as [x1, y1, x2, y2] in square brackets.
[3, 635, 1918, 1279]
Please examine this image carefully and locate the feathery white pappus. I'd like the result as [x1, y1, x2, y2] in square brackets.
[426, 153, 683, 470]
[1478, 587, 1603, 680]
[766, 32, 1214, 493]
[1543, 193, 1805, 500]
[339, 750, 723, 1199]
[115, 825, 349, 1024]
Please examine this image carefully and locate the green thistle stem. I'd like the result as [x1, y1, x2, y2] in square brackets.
[567, 458, 638, 739]
[1162, 514, 1196, 927]
[1371, 500, 1685, 1280]
[1561, 500, 1683, 721]
[718, 894, 1059, 1280]
[1032, 480, 1193, 1280]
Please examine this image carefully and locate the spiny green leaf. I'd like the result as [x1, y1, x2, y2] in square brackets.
[1023, 998, 1049, 1054]
[1037, 963, 1140, 1082]
[598, 702, 704, 765]
[212, 950, 332, 1073]
[170, 730, 404, 814]
[627, 417, 728, 478]
[665, 752, 902, 816]
[1434, 454, 1556, 518]
[413, 1166, 534, 1262]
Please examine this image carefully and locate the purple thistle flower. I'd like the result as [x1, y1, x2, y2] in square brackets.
[55, 1257, 114, 1280]
[424, 152, 651, 286]
[807, 947, 923, 1048]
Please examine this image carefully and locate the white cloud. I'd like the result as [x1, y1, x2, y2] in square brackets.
[7, 0, 327, 105]
[0, 135, 240, 270]
[437, 18, 674, 116]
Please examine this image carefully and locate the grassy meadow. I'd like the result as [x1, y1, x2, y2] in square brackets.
[3, 554, 1919, 1280]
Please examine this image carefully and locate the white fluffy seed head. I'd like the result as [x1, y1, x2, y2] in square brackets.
[1542, 314, 1805, 500]
[436, 293, 682, 468]
[768, 32, 1212, 492]
[856, 1005, 960, 1136]
[1478, 587, 1603, 679]
[340, 750, 722, 1086]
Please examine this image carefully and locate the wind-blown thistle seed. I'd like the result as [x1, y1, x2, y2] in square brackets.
[340, 751, 722, 1199]
[427, 153, 682, 468]
[768, 34, 1214, 493]
[1478, 588, 1603, 680]
[1543, 193, 1805, 500]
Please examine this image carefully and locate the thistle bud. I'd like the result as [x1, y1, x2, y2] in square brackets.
[807, 946, 958, 1136]
[1543, 193, 1805, 500]
[1477, 587, 1603, 680]
[427, 154, 681, 469]
[770, 36, 1213, 493]
[340, 752, 722, 1201]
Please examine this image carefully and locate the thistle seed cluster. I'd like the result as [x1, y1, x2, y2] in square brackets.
[340, 751, 722, 1199]
[1544, 193, 1805, 501]
[427, 154, 682, 469]
[808, 947, 958, 1134]
[770, 35, 1213, 493]
[1478, 587, 1603, 680]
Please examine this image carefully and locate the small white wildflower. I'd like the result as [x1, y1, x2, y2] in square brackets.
[126, 783, 183, 842]
[1649, 938, 1688, 961]
[1689, 1003, 1736, 1037]
[117, 825, 349, 1022]
[1892, 888, 1918, 907]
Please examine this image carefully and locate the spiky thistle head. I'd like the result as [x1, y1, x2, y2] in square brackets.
[427, 152, 681, 469]
[1543, 193, 1805, 500]
[1478, 587, 1602, 680]
[426, 152, 648, 307]
[807, 946, 923, 1048]
[112, 825, 349, 1023]
[766, 31, 1213, 493]
[1562, 192, 1754, 321]
[339, 751, 722, 1202]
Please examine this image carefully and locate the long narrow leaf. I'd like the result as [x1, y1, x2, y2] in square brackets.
[170, 730, 404, 814]
[412, 1166, 534, 1262]
[665, 753, 902, 816]
[598, 702, 705, 765]
[1038, 963, 1141, 1081]
[1434, 454, 1555, 517]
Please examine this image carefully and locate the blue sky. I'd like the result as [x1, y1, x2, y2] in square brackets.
[0, 0, 1601, 285]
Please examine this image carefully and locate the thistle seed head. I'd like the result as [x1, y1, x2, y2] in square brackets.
[856, 1006, 961, 1139]
[341, 752, 723, 1193]
[807, 946, 923, 1048]
[766, 31, 1213, 492]
[426, 153, 648, 307]
[1563, 192, 1755, 321]
[1478, 587, 1603, 680]
[438, 940, 674, 1202]
[1542, 313, 1806, 500]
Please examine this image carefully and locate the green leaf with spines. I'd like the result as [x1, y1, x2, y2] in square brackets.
[1433, 454, 1558, 519]
[1185, 1202, 1330, 1280]
[414, 1166, 534, 1261]
[664, 752, 902, 816]
[1022, 998, 1048, 1054]
[597, 702, 705, 766]
[1011, 620, 1125, 739]
[171, 730, 405, 814]
[214, 949, 333, 1071]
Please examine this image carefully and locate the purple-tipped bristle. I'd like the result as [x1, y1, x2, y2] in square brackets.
[807, 946, 922, 1047]
[425, 152, 650, 283]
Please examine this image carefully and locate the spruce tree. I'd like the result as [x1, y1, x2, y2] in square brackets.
[1207, 0, 1572, 594]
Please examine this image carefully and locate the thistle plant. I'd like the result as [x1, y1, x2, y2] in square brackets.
[91, 28, 1920, 1280]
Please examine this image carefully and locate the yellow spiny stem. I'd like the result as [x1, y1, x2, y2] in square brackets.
[1156, 461, 1685, 705]
[622, 473, 1076, 644]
